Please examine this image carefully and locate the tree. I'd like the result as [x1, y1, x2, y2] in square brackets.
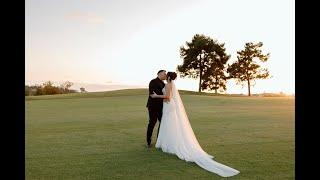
[227, 42, 270, 96]
[80, 87, 86, 93]
[35, 86, 44, 95]
[60, 81, 74, 93]
[25, 86, 30, 96]
[25, 81, 76, 96]
[201, 47, 230, 93]
[42, 81, 60, 95]
[177, 34, 230, 92]
[25, 85, 39, 96]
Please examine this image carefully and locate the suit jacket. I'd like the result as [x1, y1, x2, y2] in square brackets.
[146, 77, 165, 109]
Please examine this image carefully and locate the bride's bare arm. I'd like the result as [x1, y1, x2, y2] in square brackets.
[164, 83, 171, 99]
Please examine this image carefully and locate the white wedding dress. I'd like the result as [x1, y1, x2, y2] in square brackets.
[155, 81, 240, 177]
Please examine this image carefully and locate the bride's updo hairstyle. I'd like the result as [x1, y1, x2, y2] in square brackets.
[167, 72, 177, 82]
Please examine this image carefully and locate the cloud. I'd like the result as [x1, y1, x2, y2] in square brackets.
[65, 11, 105, 24]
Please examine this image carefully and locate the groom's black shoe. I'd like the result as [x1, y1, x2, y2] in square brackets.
[146, 144, 152, 149]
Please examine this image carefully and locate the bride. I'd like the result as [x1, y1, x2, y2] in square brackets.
[150, 71, 240, 177]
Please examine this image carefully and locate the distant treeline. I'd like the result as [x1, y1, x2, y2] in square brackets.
[25, 81, 77, 96]
[258, 92, 293, 97]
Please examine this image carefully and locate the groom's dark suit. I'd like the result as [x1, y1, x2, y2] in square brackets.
[146, 77, 165, 146]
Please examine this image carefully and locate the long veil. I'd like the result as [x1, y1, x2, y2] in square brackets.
[171, 81, 240, 177]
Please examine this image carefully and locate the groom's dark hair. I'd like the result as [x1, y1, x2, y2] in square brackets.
[157, 70, 166, 74]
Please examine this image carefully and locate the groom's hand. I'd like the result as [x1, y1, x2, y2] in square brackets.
[164, 99, 170, 102]
[150, 91, 158, 98]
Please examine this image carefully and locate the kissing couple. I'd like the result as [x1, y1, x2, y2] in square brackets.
[145, 70, 240, 177]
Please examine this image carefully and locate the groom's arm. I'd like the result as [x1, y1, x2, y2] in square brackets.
[150, 83, 170, 100]
[149, 80, 166, 99]
[149, 80, 156, 96]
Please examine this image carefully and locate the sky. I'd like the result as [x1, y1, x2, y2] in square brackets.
[26, 0, 295, 94]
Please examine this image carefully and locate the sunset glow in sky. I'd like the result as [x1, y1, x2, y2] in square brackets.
[26, 0, 294, 94]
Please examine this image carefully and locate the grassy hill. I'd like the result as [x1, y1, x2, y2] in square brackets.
[26, 89, 294, 179]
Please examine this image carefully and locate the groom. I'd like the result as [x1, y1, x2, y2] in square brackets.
[146, 70, 167, 148]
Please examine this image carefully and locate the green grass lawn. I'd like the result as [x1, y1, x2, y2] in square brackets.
[26, 89, 294, 179]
